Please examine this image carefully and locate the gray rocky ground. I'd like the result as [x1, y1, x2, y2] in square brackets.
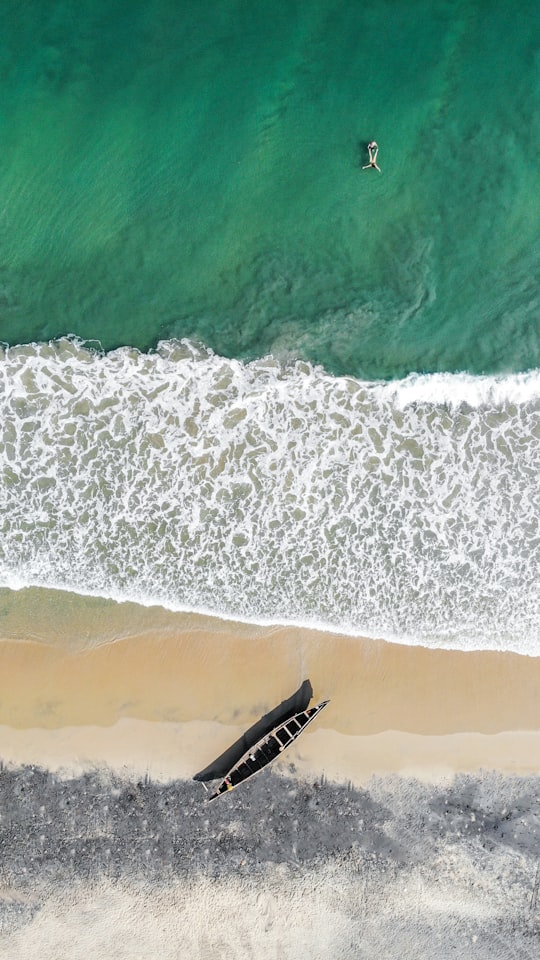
[0, 763, 539, 958]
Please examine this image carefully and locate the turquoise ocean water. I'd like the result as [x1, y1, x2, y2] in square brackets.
[1, 1, 539, 652]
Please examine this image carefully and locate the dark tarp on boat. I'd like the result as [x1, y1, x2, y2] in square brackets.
[193, 679, 313, 782]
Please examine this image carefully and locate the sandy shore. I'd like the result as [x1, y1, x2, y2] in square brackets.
[2, 590, 540, 960]
[1, 586, 539, 785]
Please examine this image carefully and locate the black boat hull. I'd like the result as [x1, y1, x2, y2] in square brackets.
[194, 680, 313, 783]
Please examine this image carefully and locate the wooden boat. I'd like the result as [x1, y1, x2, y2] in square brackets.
[193, 680, 329, 802]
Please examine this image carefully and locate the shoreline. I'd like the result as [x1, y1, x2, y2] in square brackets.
[2, 720, 540, 788]
[1, 582, 538, 657]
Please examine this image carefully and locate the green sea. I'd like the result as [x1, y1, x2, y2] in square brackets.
[0, 0, 539, 652]
[1, 0, 539, 377]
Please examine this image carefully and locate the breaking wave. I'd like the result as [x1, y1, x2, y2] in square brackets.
[1, 338, 539, 653]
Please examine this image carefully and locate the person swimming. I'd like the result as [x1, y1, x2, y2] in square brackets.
[363, 141, 381, 172]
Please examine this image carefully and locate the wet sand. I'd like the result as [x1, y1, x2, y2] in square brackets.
[1, 586, 539, 785]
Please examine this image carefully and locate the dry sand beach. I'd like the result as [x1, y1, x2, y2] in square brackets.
[1, 588, 540, 958]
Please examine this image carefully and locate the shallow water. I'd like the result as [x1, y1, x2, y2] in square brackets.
[1, 0, 539, 377]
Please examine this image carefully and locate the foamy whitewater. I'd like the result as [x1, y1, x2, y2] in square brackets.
[1, 338, 539, 653]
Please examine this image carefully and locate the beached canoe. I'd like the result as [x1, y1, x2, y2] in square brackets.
[193, 680, 329, 802]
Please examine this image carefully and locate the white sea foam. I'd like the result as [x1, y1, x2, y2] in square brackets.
[0, 338, 539, 654]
